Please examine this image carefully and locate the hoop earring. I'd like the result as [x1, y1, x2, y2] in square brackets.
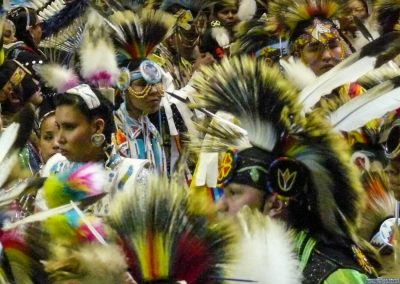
[91, 133, 106, 147]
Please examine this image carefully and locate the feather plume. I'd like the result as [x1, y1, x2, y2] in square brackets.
[192, 55, 365, 244]
[29, 0, 66, 21]
[280, 56, 317, 90]
[330, 76, 400, 132]
[358, 171, 396, 242]
[43, 243, 127, 284]
[0, 104, 35, 188]
[108, 176, 236, 283]
[0, 178, 45, 208]
[34, 64, 79, 93]
[192, 56, 301, 152]
[211, 26, 230, 48]
[299, 32, 400, 112]
[237, 0, 257, 21]
[357, 61, 400, 89]
[43, 163, 107, 209]
[225, 207, 302, 284]
[79, 9, 119, 88]
[39, 17, 85, 53]
[109, 9, 175, 62]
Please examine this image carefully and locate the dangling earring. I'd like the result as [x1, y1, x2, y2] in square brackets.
[91, 133, 106, 147]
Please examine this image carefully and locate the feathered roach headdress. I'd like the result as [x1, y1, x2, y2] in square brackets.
[109, 8, 175, 68]
[103, 8, 175, 94]
[107, 176, 236, 283]
[192, 55, 364, 246]
[374, 0, 400, 34]
[267, 0, 348, 53]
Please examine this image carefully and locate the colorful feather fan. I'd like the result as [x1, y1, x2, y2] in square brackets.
[191, 55, 365, 244]
[108, 176, 236, 283]
[20, 207, 125, 283]
[79, 9, 119, 88]
[108, 8, 175, 63]
[0, 229, 33, 284]
[42, 163, 107, 209]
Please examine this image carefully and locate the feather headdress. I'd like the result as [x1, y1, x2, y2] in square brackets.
[79, 9, 119, 88]
[108, 176, 236, 283]
[28, 0, 66, 22]
[192, 55, 365, 244]
[108, 8, 175, 64]
[267, 0, 346, 34]
[36, 0, 88, 53]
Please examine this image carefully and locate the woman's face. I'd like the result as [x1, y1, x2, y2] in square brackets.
[38, 114, 59, 163]
[55, 105, 103, 162]
[28, 16, 42, 45]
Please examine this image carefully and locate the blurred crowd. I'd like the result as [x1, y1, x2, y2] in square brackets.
[0, 0, 400, 283]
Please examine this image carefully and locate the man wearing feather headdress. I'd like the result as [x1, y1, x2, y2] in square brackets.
[192, 55, 380, 283]
[268, 0, 351, 76]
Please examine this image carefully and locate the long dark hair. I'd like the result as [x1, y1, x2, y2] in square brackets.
[55, 87, 115, 144]
[7, 7, 41, 54]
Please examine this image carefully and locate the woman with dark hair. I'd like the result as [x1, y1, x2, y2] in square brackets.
[36, 93, 59, 164]
[6, 7, 46, 72]
[40, 84, 150, 216]
[0, 59, 42, 126]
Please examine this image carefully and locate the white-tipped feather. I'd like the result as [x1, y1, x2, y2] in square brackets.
[330, 78, 400, 132]
[300, 54, 377, 112]
[79, 10, 119, 88]
[357, 61, 400, 88]
[280, 57, 317, 90]
[237, 0, 257, 21]
[0, 123, 19, 162]
[3, 203, 77, 230]
[299, 33, 400, 113]
[211, 26, 230, 48]
[241, 118, 277, 151]
[0, 152, 18, 189]
[226, 208, 302, 284]
[35, 64, 79, 93]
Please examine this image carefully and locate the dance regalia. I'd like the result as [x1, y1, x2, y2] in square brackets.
[114, 103, 167, 175]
